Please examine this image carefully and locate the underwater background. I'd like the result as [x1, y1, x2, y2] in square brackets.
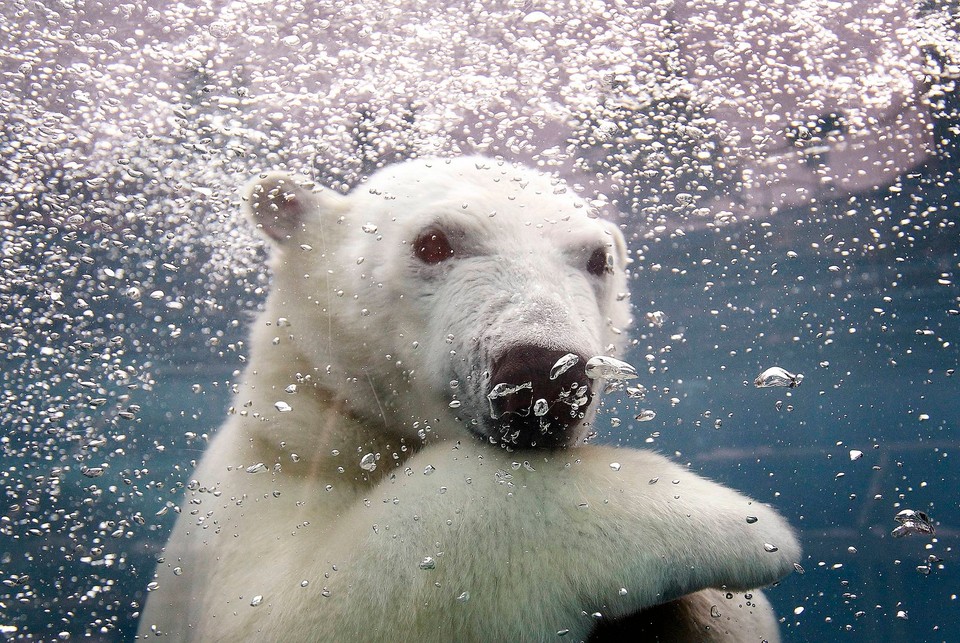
[1, 1, 958, 640]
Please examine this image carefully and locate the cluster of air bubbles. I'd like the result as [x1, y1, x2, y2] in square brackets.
[2, 0, 947, 301]
[487, 382, 534, 420]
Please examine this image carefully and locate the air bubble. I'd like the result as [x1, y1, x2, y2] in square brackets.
[891, 509, 935, 538]
[549, 353, 579, 380]
[486, 381, 533, 419]
[533, 398, 549, 416]
[754, 367, 803, 388]
[359, 453, 377, 472]
[585, 356, 637, 380]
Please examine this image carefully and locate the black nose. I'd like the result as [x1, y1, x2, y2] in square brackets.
[487, 346, 593, 449]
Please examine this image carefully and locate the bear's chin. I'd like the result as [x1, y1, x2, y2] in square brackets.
[474, 412, 593, 450]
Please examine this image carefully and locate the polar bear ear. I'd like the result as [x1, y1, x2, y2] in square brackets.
[242, 171, 346, 245]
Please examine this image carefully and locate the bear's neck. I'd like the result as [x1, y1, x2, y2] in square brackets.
[228, 329, 418, 494]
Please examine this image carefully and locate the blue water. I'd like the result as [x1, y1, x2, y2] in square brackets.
[614, 164, 960, 641]
[1, 157, 957, 641]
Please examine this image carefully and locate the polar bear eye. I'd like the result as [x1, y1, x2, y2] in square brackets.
[413, 229, 455, 264]
[586, 247, 614, 276]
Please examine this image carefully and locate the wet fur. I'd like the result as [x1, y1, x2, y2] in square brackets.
[137, 158, 798, 641]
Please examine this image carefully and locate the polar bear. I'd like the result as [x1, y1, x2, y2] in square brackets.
[137, 157, 799, 641]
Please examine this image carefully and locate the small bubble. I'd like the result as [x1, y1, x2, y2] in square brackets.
[250, 595, 263, 607]
[645, 311, 666, 327]
[754, 367, 803, 388]
[359, 453, 377, 472]
[448, 400, 461, 409]
[585, 355, 638, 381]
[456, 591, 470, 603]
[635, 409, 656, 422]
[891, 509, 935, 538]
[423, 465, 436, 476]
[419, 557, 436, 570]
[625, 385, 646, 399]
[763, 543, 779, 552]
[745, 516, 758, 524]
[274, 401, 292, 413]
[246, 463, 268, 474]
[549, 353, 580, 380]
[609, 462, 621, 471]
[533, 398, 549, 416]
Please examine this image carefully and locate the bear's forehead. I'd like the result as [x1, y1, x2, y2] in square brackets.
[357, 158, 606, 236]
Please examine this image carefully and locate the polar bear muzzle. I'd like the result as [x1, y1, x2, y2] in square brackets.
[486, 345, 593, 449]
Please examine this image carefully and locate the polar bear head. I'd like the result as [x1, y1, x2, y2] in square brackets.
[243, 157, 631, 449]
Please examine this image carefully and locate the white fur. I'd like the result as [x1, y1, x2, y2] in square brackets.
[138, 158, 799, 641]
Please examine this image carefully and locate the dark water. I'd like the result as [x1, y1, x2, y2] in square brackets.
[0, 160, 957, 641]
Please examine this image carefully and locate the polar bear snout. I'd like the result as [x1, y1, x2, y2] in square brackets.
[486, 346, 593, 449]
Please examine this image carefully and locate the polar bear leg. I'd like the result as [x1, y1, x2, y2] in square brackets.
[246, 444, 798, 642]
